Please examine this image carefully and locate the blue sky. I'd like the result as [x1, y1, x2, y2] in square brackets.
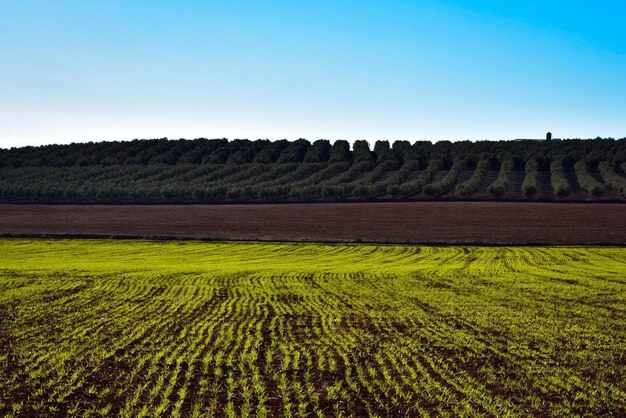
[1, 0, 625, 147]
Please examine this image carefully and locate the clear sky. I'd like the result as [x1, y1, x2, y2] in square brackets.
[1, 0, 625, 148]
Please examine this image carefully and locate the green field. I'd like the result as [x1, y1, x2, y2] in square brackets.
[1, 239, 625, 417]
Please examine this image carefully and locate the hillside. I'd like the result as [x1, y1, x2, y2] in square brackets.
[1, 138, 626, 203]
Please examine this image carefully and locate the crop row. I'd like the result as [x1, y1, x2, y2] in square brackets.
[550, 159, 571, 198]
[574, 160, 605, 197]
[423, 159, 465, 195]
[599, 161, 626, 196]
[455, 160, 488, 196]
[522, 159, 539, 197]
[486, 158, 513, 197]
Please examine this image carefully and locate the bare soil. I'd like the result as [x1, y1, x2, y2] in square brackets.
[0, 202, 624, 245]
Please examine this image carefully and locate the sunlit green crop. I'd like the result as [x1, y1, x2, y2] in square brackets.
[1, 239, 625, 417]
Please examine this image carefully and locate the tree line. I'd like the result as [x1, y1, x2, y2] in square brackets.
[1, 138, 625, 202]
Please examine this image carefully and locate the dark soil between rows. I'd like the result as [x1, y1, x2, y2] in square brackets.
[0, 202, 624, 245]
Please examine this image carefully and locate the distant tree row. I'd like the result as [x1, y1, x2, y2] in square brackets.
[1, 138, 626, 202]
[2, 137, 626, 168]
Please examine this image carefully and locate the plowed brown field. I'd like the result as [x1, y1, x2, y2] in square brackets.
[1, 202, 624, 245]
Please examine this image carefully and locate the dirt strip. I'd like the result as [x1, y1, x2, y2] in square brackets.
[0, 202, 624, 245]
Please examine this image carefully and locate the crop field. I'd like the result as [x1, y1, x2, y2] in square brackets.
[1, 239, 625, 417]
[1, 202, 626, 245]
